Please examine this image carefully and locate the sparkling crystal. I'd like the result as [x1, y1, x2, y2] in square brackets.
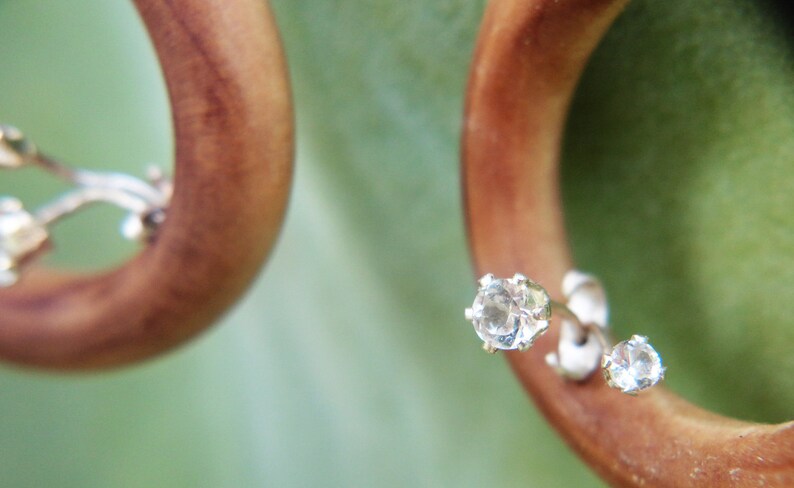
[468, 274, 550, 351]
[0, 198, 48, 283]
[602, 335, 664, 394]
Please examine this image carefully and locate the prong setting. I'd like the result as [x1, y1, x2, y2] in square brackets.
[602, 335, 664, 394]
[0, 198, 50, 286]
[630, 334, 647, 344]
[466, 270, 666, 394]
[478, 273, 495, 288]
[467, 273, 551, 353]
[530, 304, 551, 321]
[517, 340, 532, 352]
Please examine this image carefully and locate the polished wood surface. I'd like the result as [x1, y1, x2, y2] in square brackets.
[0, 0, 293, 369]
[462, 0, 794, 485]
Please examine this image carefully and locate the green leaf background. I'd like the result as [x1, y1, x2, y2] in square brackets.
[0, 1, 790, 486]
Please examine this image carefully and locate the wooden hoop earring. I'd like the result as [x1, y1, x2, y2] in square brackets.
[0, 0, 293, 370]
[462, 0, 793, 486]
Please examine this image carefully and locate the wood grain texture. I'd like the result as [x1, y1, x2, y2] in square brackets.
[462, 0, 794, 486]
[0, 0, 293, 369]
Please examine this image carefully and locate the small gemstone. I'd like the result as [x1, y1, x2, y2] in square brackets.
[602, 335, 664, 394]
[0, 198, 48, 279]
[469, 274, 550, 350]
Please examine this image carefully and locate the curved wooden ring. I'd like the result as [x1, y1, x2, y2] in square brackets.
[0, 0, 293, 369]
[462, 0, 794, 486]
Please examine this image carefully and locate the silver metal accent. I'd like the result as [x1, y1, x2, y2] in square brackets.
[0, 125, 171, 286]
[516, 340, 533, 352]
[464, 307, 474, 321]
[478, 273, 494, 287]
[0, 197, 50, 286]
[545, 271, 611, 381]
[34, 187, 151, 227]
[466, 269, 665, 394]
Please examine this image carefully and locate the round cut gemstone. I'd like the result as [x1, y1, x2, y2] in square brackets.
[469, 274, 550, 351]
[602, 335, 664, 394]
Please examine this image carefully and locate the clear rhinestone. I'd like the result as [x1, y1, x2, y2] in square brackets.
[468, 274, 550, 351]
[0, 198, 49, 284]
[602, 335, 664, 394]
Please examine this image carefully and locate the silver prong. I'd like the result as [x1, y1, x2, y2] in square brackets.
[630, 334, 648, 344]
[0, 197, 23, 213]
[517, 341, 532, 352]
[146, 165, 164, 182]
[478, 273, 495, 287]
[464, 308, 474, 321]
[146, 165, 174, 200]
[482, 343, 498, 354]
[531, 305, 551, 321]
[622, 387, 639, 397]
[601, 354, 612, 368]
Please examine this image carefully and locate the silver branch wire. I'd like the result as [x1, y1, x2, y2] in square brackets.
[549, 299, 611, 351]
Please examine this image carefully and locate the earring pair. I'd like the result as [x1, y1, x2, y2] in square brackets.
[465, 271, 665, 395]
[0, 127, 663, 393]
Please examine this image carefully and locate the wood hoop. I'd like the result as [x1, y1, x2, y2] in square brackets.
[0, 0, 293, 369]
[462, 0, 794, 485]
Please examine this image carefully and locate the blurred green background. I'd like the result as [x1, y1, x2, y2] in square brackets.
[0, 1, 791, 487]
